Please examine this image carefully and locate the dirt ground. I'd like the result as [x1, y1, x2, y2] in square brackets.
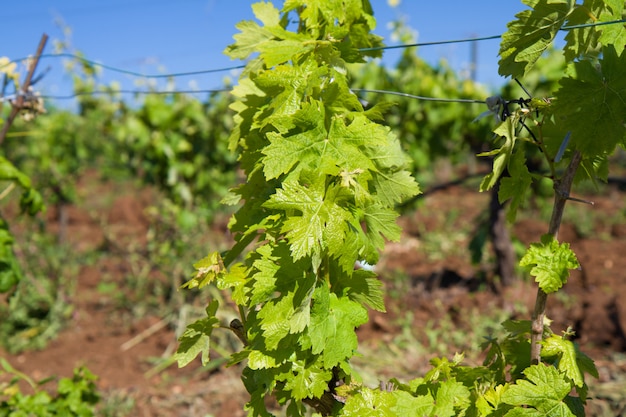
[2, 173, 626, 416]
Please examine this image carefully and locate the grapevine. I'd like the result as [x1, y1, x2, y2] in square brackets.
[174, 0, 626, 415]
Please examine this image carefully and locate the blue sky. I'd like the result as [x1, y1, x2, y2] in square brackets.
[1, 1, 527, 107]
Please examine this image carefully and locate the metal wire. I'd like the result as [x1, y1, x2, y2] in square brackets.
[351, 88, 484, 104]
[359, 18, 626, 52]
[2, 17, 623, 77]
[1, 17, 623, 104]
[359, 35, 502, 52]
[0, 53, 245, 78]
[37, 88, 231, 100]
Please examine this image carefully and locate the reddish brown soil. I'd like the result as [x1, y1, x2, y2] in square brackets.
[2, 173, 625, 416]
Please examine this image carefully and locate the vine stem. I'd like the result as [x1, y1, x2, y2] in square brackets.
[530, 150, 582, 365]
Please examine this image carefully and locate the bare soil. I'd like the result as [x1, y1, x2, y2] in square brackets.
[2, 173, 625, 416]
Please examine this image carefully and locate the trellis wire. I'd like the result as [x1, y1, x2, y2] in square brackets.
[1, 18, 624, 79]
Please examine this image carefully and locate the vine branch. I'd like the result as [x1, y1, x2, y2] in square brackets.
[530, 150, 582, 365]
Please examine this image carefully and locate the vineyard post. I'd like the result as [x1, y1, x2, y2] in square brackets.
[0, 33, 48, 144]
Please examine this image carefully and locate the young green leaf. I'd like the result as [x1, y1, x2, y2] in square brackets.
[501, 364, 578, 417]
[216, 263, 248, 305]
[304, 285, 368, 368]
[597, 0, 626, 54]
[519, 234, 579, 293]
[475, 384, 513, 417]
[479, 118, 517, 192]
[282, 0, 384, 59]
[224, 3, 277, 61]
[362, 203, 402, 250]
[241, 366, 278, 417]
[182, 251, 225, 289]
[256, 291, 299, 350]
[332, 268, 386, 312]
[403, 377, 471, 417]
[498, 146, 533, 222]
[562, 0, 608, 60]
[340, 387, 396, 416]
[370, 170, 421, 208]
[277, 357, 333, 400]
[392, 390, 435, 417]
[267, 180, 324, 258]
[174, 300, 220, 367]
[541, 335, 598, 390]
[434, 380, 471, 417]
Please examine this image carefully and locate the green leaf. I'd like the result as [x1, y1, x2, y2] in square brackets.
[249, 246, 281, 305]
[277, 357, 333, 400]
[182, 252, 225, 289]
[479, 118, 517, 192]
[242, 366, 278, 417]
[19, 188, 44, 216]
[597, 0, 626, 55]
[261, 101, 331, 180]
[519, 234, 579, 293]
[476, 384, 513, 416]
[0, 219, 22, 293]
[257, 292, 297, 350]
[252, 260, 313, 351]
[262, 106, 387, 181]
[502, 364, 576, 416]
[264, 179, 327, 260]
[264, 178, 361, 262]
[254, 61, 323, 131]
[553, 45, 626, 159]
[370, 170, 421, 207]
[0, 156, 32, 188]
[282, 0, 384, 60]
[251, 1, 281, 27]
[362, 203, 401, 249]
[392, 390, 434, 417]
[0, 157, 44, 216]
[562, 0, 607, 60]
[216, 263, 248, 305]
[501, 319, 532, 336]
[306, 285, 368, 368]
[258, 39, 315, 68]
[334, 268, 386, 312]
[225, 18, 274, 61]
[541, 335, 598, 389]
[340, 387, 396, 416]
[499, 0, 575, 78]
[432, 379, 471, 417]
[326, 113, 389, 172]
[498, 147, 533, 222]
[363, 101, 396, 122]
[247, 349, 282, 369]
[174, 300, 220, 367]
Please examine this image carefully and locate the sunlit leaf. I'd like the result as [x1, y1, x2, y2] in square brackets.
[499, 0, 575, 78]
[174, 301, 220, 367]
[502, 364, 577, 416]
[519, 235, 579, 293]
